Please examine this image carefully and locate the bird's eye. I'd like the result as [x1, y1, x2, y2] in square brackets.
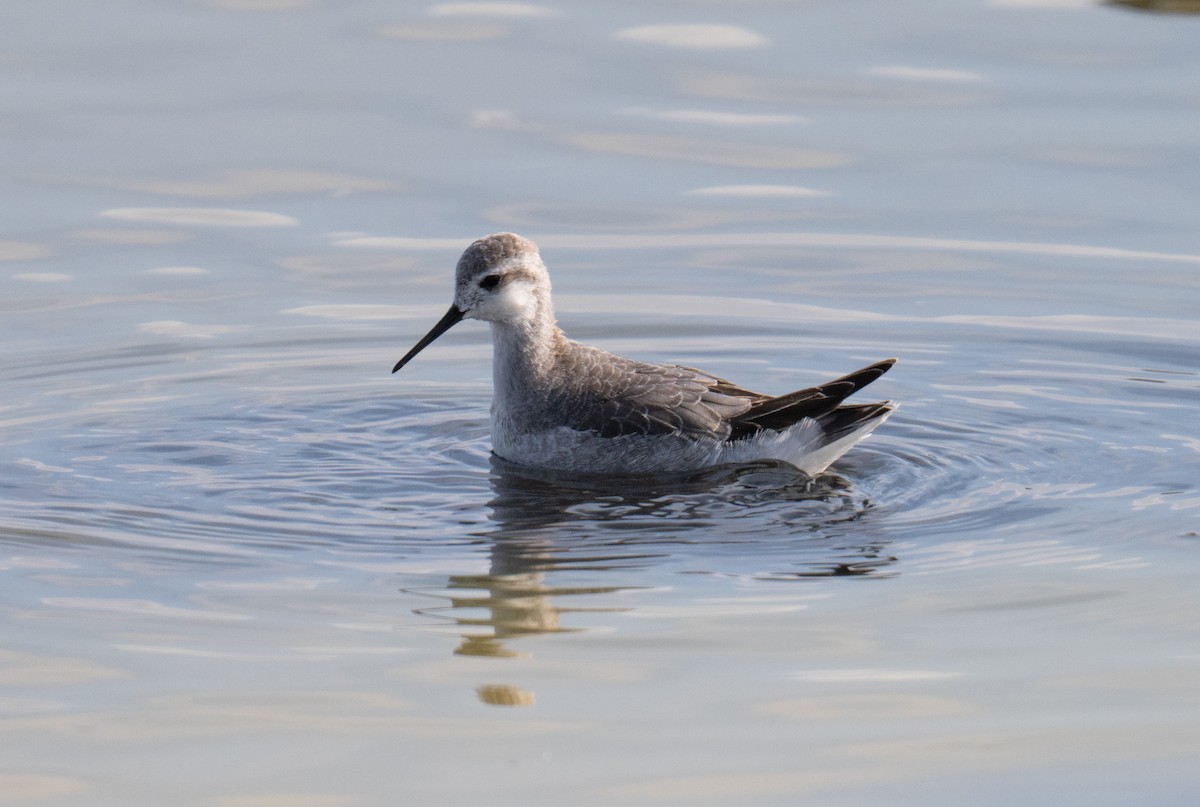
[479, 274, 502, 290]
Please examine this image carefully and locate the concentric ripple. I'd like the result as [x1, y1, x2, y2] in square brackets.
[3, 323, 1194, 591]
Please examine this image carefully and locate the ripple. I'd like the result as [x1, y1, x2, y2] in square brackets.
[686, 185, 829, 198]
[99, 208, 298, 227]
[142, 265, 210, 276]
[284, 304, 408, 321]
[1, 318, 1191, 588]
[559, 131, 850, 170]
[429, 2, 558, 17]
[0, 390, 488, 562]
[41, 597, 252, 622]
[211, 0, 314, 8]
[0, 241, 52, 261]
[11, 272, 71, 283]
[138, 320, 243, 339]
[616, 107, 805, 127]
[990, 0, 1092, 7]
[613, 24, 768, 50]
[70, 228, 190, 245]
[866, 65, 986, 83]
[680, 70, 992, 108]
[332, 229, 1200, 266]
[788, 668, 962, 683]
[379, 21, 509, 41]
[80, 169, 394, 198]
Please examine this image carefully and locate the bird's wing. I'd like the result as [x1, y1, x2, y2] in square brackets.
[557, 345, 896, 443]
[554, 345, 758, 440]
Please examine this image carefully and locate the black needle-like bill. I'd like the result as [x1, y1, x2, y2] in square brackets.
[392, 305, 465, 373]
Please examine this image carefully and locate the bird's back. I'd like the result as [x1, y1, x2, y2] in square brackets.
[493, 340, 895, 474]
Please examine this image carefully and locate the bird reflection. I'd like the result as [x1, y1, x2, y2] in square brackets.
[410, 461, 643, 659]
[410, 456, 898, 664]
[429, 563, 627, 660]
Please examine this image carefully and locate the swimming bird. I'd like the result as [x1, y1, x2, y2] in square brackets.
[392, 233, 896, 475]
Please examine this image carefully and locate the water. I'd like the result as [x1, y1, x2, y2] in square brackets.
[2, 1, 1199, 804]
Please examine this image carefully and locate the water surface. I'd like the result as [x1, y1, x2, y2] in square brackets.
[2, 1, 1199, 805]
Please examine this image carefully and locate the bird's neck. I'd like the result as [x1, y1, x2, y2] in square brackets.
[490, 312, 566, 384]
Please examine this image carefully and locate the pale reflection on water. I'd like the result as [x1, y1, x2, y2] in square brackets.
[411, 460, 898, 662]
[3, 0, 1200, 804]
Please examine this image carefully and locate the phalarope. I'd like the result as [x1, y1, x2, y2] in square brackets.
[393, 233, 896, 475]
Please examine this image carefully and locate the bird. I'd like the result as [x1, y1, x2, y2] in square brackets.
[392, 233, 896, 475]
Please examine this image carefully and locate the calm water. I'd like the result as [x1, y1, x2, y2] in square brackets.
[2, 1, 1199, 805]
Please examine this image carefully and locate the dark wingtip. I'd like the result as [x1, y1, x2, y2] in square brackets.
[834, 357, 897, 389]
[732, 358, 898, 436]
